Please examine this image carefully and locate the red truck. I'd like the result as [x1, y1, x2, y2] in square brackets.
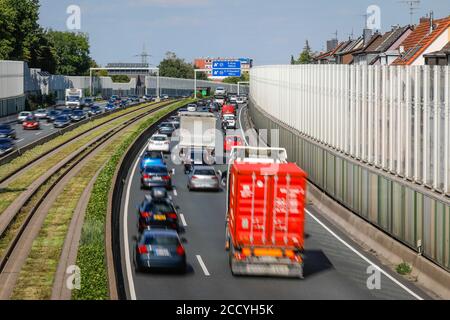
[221, 104, 236, 116]
[225, 146, 307, 278]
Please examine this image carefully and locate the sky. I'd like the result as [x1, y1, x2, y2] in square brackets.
[38, 0, 450, 66]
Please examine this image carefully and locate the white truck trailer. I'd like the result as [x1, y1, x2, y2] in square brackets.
[65, 88, 83, 109]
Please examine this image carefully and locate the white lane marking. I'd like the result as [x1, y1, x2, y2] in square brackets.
[196, 255, 210, 276]
[238, 103, 422, 300]
[306, 209, 423, 300]
[16, 138, 24, 143]
[124, 145, 147, 300]
[180, 213, 187, 227]
[35, 132, 42, 136]
[173, 189, 178, 197]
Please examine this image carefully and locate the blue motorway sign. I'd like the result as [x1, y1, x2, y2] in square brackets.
[212, 69, 242, 77]
[212, 60, 241, 69]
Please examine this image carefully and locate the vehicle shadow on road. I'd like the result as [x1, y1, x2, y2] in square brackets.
[303, 249, 334, 278]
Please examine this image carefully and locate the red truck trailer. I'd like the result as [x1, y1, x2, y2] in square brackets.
[225, 146, 307, 278]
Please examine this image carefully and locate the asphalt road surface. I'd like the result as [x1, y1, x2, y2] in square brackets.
[119, 104, 430, 300]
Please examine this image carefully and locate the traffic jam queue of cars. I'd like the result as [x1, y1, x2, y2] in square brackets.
[0, 96, 135, 157]
[133, 92, 248, 273]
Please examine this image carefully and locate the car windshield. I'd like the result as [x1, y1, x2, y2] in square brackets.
[49, 111, 59, 115]
[36, 109, 46, 113]
[56, 116, 68, 121]
[68, 96, 79, 102]
[19, 112, 30, 116]
[0, 124, 11, 130]
[144, 151, 163, 159]
[151, 136, 167, 142]
[25, 116, 36, 121]
[73, 111, 84, 115]
[142, 234, 178, 246]
[144, 166, 168, 175]
[194, 169, 216, 176]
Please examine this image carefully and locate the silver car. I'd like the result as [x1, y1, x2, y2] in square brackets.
[187, 166, 220, 191]
[17, 111, 32, 123]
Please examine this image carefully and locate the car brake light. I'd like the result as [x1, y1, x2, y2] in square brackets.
[191, 176, 198, 180]
[162, 176, 170, 181]
[167, 213, 177, 220]
[143, 174, 152, 179]
[138, 245, 148, 254]
[141, 212, 151, 218]
[176, 245, 185, 256]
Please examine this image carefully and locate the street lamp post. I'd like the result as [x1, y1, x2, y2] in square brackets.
[194, 69, 209, 98]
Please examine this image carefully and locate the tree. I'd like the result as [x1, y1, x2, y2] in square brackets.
[290, 55, 296, 65]
[159, 52, 197, 79]
[297, 40, 312, 64]
[111, 75, 130, 83]
[222, 72, 250, 84]
[46, 30, 92, 75]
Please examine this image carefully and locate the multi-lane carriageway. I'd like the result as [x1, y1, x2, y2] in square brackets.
[119, 103, 430, 300]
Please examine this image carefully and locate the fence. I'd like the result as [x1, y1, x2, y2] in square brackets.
[249, 64, 450, 272]
[145, 76, 248, 97]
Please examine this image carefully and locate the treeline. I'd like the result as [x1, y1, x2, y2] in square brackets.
[0, 0, 96, 75]
[159, 51, 208, 80]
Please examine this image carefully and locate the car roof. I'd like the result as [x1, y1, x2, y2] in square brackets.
[151, 134, 168, 138]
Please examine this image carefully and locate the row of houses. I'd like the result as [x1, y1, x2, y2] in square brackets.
[314, 14, 450, 66]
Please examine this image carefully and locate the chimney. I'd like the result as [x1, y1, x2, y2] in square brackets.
[363, 28, 373, 46]
[429, 11, 435, 34]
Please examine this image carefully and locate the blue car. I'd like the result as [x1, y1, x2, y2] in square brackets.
[140, 164, 172, 189]
[0, 124, 16, 139]
[140, 151, 165, 171]
[134, 228, 186, 273]
[105, 103, 115, 112]
[0, 138, 15, 156]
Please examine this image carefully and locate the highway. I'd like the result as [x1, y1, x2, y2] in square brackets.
[119, 103, 430, 300]
[2, 102, 107, 149]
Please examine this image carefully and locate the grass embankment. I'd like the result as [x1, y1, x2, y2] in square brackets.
[0, 102, 163, 216]
[8, 100, 191, 300]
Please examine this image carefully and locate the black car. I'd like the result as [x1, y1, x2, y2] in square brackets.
[54, 115, 71, 128]
[61, 109, 73, 117]
[134, 228, 186, 273]
[158, 122, 176, 136]
[138, 188, 180, 232]
[0, 124, 16, 139]
[0, 138, 15, 155]
[46, 110, 61, 122]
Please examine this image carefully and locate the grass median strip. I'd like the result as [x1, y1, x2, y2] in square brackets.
[7, 100, 191, 300]
[0, 102, 165, 216]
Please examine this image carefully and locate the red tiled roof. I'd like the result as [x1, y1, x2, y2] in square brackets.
[393, 16, 450, 65]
